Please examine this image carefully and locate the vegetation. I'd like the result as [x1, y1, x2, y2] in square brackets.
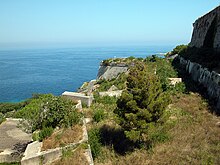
[86, 55, 220, 165]
[114, 61, 170, 142]
[0, 163, 20, 165]
[179, 46, 220, 70]
[1, 54, 219, 164]
[15, 94, 81, 140]
[93, 108, 105, 123]
[41, 125, 83, 150]
[144, 55, 181, 92]
[96, 73, 127, 92]
[101, 56, 143, 66]
[0, 112, 6, 124]
[170, 44, 188, 55]
[88, 128, 102, 159]
[51, 146, 88, 165]
[32, 126, 54, 142]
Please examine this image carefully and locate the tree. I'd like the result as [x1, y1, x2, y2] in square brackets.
[114, 61, 170, 142]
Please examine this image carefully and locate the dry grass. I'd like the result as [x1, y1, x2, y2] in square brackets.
[41, 125, 83, 151]
[148, 93, 220, 164]
[51, 147, 88, 165]
[95, 93, 220, 165]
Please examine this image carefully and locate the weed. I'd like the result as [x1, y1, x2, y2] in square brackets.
[93, 109, 105, 123]
[88, 128, 102, 159]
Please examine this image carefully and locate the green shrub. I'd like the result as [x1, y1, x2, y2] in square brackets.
[32, 131, 40, 141]
[0, 112, 5, 125]
[88, 128, 102, 159]
[16, 94, 81, 132]
[171, 44, 188, 55]
[0, 163, 20, 165]
[38, 127, 53, 141]
[94, 95, 117, 105]
[127, 56, 135, 60]
[102, 59, 111, 66]
[93, 109, 105, 123]
[97, 73, 127, 92]
[0, 102, 28, 114]
[63, 110, 81, 128]
[32, 127, 53, 141]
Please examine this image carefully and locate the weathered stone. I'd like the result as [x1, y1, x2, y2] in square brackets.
[62, 91, 93, 107]
[99, 90, 123, 97]
[97, 65, 128, 80]
[177, 56, 220, 113]
[190, 6, 220, 49]
[168, 78, 182, 86]
[108, 85, 118, 92]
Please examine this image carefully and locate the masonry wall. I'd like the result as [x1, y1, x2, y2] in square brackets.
[176, 56, 220, 113]
[190, 6, 220, 49]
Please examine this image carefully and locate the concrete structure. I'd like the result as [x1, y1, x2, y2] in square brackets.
[0, 118, 32, 163]
[78, 79, 97, 96]
[62, 91, 93, 107]
[97, 64, 128, 80]
[168, 78, 182, 86]
[99, 90, 123, 97]
[176, 56, 220, 113]
[21, 119, 94, 165]
[190, 6, 220, 49]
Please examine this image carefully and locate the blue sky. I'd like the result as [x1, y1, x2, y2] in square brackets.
[0, 0, 220, 48]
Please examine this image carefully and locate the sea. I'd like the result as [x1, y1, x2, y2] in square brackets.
[0, 45, 173, 102]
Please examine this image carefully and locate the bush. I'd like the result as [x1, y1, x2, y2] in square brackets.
[16, 94, 81, 132]
[102, 59, 111, 66]
[88, 128, 102, 159]
[94, 95, 117, 105]
[93, 109, 105, 123]
[34, 127, 53, 141]
[97, 73, 127, 92]
[0, 112, 5, 125]
[0, 102, 28, 114]
[170, 44, 188, 55]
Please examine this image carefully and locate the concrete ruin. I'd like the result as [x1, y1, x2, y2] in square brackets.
[97, 62, 128, 80]
[62, 91, 93, 107]
[0, 118, 32, 163]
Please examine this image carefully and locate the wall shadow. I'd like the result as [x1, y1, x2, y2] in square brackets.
[99, 124, 141, 155]
[172, 58, 219, 115]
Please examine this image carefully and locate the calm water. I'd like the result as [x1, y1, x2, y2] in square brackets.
[0, 45, 173, 102]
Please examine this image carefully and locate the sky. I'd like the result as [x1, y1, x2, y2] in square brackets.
[0, 0, 220, 48]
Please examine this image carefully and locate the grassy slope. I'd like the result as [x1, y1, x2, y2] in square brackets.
[90, 93, 220, 165]
[87, 57, 220, 165]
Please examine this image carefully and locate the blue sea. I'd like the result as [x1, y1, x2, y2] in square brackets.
[0, 45, 173, 102]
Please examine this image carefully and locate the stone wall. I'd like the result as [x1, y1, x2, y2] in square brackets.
[97, 65, 128, 80]
[190, 6, 220, 49]
[176, 56, 220, 112]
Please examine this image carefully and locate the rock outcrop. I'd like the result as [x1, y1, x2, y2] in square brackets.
[190, 6, 220, 49]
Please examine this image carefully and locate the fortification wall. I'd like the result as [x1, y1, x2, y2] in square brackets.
[176, 56, 220, 112]
[97, 65, 128, 80]
[190, 6, 220, 49]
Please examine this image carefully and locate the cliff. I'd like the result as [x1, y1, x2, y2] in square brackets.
[190, 6, 220, 49]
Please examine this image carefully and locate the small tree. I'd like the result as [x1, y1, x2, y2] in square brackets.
[114, 61, 170, 142]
